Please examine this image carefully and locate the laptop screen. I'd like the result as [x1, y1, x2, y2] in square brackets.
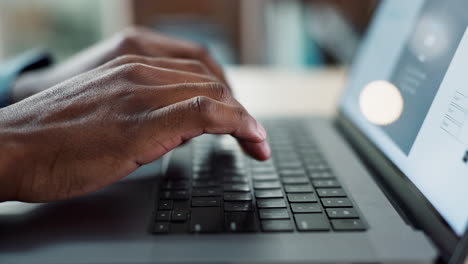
[340, 0, 468, 236]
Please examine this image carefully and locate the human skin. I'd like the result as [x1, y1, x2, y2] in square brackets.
[0, 29, 270, 203]
[11, 27, 229, 102]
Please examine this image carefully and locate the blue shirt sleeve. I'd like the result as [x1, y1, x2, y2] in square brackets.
[0, 49, 52, 108]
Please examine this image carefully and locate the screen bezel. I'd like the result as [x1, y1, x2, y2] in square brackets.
[335, 0, 462, 260]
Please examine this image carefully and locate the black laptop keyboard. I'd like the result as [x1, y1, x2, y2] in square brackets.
[152, 121, 367, 234]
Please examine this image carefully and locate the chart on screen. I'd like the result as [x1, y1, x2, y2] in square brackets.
[441, 88, 468, 146]
[439, 27, 468, 149]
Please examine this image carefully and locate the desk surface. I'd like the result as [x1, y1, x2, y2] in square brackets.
[226, 66, 347, 117]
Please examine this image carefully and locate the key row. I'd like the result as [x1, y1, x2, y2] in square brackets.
[159, 186, 348, 203]
[154, 210, 365, 233]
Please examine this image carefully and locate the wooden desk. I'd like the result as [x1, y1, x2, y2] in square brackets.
[226, 66, 347, 117]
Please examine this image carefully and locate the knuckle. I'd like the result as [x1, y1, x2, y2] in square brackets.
[122, 62, 146, 72]
[185, 59, 205, 70]
[114, 27, 142, 52]
[112, 54, 146, 66]
[193, 96, 215, 116]
[116, 62, 150, 79]
[179, 59, 212, 76]
[206, 82, 230, 102]
[234, 106, 247, 122]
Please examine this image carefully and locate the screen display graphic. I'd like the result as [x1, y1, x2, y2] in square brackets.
[341, 0, 468, 235]
[381, 0, 468, 155]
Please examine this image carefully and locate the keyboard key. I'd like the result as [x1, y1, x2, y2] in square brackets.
[259, 209, 290, 219]
[331, 219, 366, 231]
[255, 189, 283, 198]
[275, 155, 299, 162]
[316, 188, 346, 197]
[303, 156, 323, 163]
[321, 198, 352, 207]
[307, 164, 330, 171]
[287, 193, 317, 202]
[312, 179, 340, 188]
[224, 183, 250, 192]
[290, 203, 322, 213]
[192, 188, 221, 197]
[156, 211, 171, 221]
[252, 174, 278, 181]
[158, 200, 173, 210]
[224, 192, 252, 201]
[277, 161, 303, 169]
[220, 168, 246, 174]
[309, 171, 334, 179]
[192, 197, 221, 207]
[170, 222, 189, 233]
[172, 200, 190, 211]
[252, 167, 276, 174]
[172, 210, 188, 222]
[257, 198, 287, 208]
[284, 184, 313, 193]
[225, 212, 258, 232]
[279, 169, 307, 177]
[223, 175, 249, 183]
[190, 207, 224, 233]
[193, 166, 211, 175]
[261, 220, 294, 232]
[282, 177, 309, 184]
[224, 201, 254, 211]
[251, 160, 274, 167]
[160, 190, 189, 200]
[192, 171, 212, 180]
[294, 214, 330, 231]
[254, 181, 281, 189]
[153, 222, 170, 234]
[161, 181, 189, 190]
[326, 208, 358, 218]
[192, 180, 220, 188]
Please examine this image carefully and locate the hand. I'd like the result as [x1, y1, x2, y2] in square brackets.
[0, 55, 270, 202]
[11, 27, 228, 102]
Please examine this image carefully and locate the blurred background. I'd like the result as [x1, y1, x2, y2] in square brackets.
[0, 0, 377, 68]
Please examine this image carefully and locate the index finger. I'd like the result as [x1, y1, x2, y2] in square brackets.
[147, 96, 270, 161]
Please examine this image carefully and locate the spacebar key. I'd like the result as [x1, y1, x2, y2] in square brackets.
[190, 207, 224, 233]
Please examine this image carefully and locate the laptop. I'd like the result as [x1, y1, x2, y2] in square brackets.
[1, 0, 467, 263]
